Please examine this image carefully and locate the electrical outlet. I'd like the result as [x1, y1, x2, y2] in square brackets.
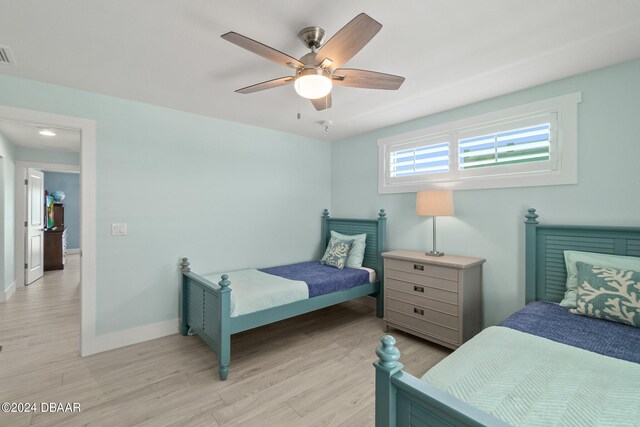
[111, 223, 127, 236]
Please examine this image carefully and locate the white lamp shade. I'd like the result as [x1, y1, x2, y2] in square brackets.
[416, 190, 454, 217]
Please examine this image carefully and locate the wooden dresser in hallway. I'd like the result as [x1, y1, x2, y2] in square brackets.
[44, 202, 66, 271]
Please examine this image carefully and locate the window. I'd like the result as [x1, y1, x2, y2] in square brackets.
[458, 121, 551, 171]
[388, 137, 450, 181]
[378, 92, 581, 193]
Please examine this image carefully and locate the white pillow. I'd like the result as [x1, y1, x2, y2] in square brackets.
[330, 230, 367, 268]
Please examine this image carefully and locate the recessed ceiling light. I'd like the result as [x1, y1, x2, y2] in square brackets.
[39, 128, 56, 137]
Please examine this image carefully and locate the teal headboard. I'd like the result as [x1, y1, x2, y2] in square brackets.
[321, 209, 387, 279]
[525, 208, 640, 303]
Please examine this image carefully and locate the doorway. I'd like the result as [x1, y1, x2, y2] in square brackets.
[23, 166, 81, 285]
[0, 104, 96, 356]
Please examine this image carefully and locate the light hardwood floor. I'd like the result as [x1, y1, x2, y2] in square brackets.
[0, 256, 450, 426]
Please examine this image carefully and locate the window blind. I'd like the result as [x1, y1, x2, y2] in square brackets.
[458, 123, 551, 170]
[389, 142, 449, 177]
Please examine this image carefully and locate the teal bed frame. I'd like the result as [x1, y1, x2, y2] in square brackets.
[180, 209, 387, 380]
[374, 208, 640, 427]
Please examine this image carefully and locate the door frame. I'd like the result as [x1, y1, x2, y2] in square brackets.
[2, 104, 96, 357]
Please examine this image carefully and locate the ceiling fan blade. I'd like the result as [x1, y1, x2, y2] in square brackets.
[315, 13, 382, 71]
[332, 68, 405, 90]
[310, 93, 332, 111]
[222, 32, 304, 69]
[236, 76, 294, 94]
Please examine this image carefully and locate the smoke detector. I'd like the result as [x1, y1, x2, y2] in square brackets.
[318, 120, 334, 132]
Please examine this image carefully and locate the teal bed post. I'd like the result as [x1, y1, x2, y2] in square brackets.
[180, 257, 191, 336]
[374, 335, 402, 427]
[376, 209, 387, 318]
[218, 274, 231, 380]
[524, 208, 539, 304]
[321, 209, 330, 249]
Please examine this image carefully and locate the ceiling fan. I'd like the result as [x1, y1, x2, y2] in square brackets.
[221, 13, 405, 111]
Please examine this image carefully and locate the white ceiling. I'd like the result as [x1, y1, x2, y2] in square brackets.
[0, 120, 81, 152]
[0, 1, 639, 141]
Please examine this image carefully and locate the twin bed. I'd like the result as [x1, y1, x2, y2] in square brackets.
[180, 209, 386, 380]
[374, 209, 640, 426]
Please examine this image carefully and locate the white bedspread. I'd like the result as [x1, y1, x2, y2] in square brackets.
[203, 269, 308, 317]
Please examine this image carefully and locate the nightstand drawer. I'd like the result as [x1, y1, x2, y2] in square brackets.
[386, 288, 458, 316]
[386, 259, 458, 281]
[385, 309, 458, 344]
[386, 298, 458, 329]
[386, 279, 458, 306]
[387, 269, 458, 293]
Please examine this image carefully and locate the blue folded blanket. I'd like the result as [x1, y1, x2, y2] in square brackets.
[501, 301, 640, 364]
[259, 261, 371, 298]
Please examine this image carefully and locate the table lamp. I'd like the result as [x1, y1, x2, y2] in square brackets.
[416, 190, 454, 256]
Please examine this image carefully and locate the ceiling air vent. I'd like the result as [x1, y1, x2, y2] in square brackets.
[0, 45, 16, 65]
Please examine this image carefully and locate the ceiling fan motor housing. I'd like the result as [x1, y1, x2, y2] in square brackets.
[298, 26, 325, 49]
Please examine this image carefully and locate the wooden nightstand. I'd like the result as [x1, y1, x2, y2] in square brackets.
[382, 250, 485, 349]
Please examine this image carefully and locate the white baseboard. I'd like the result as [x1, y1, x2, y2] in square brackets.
[82, 318, 179, 356]
[0, 281, 16, 302]
[66, 248, 81, 255]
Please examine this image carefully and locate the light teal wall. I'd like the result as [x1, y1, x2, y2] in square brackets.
[0, 131, 16, 292]
[15, 147, 79, 165]
[0, 74, 331, 334]
[44, 172, 80, 249]
[331, 58, 640, 326]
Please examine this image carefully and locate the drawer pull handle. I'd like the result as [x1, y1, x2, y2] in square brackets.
[414, 264, 424, 271]
[414, 286, 424, 293]
[414, 307, 424, 316]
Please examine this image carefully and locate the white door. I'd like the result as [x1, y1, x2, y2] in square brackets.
[26, 169, 45, 284]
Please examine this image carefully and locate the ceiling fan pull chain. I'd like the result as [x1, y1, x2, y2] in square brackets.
[297, 95, 301, 120]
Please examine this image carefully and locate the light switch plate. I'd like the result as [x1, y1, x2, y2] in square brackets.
[111, 223, 127, 236]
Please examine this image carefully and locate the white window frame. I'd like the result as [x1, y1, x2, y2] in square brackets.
[378, 92, 581, 193]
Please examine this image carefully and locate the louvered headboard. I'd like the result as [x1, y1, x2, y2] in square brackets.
[524, 208, 640, 303]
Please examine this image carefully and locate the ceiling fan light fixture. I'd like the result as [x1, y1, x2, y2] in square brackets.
[294, 68, 332, 99]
